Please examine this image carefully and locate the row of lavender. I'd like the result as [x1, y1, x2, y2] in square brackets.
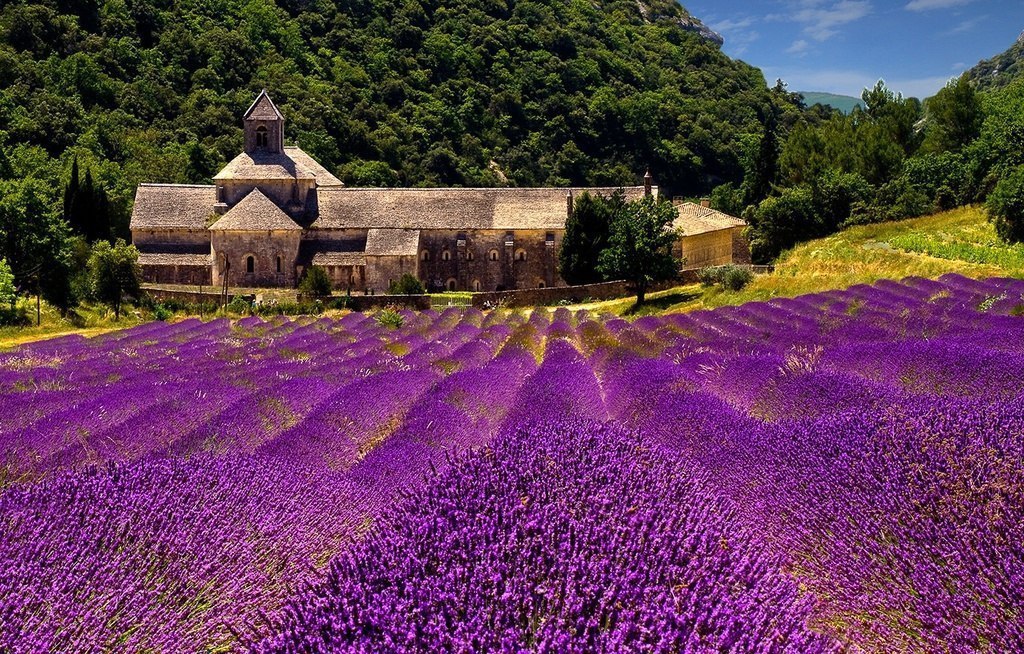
[2, 274, 1023, 651]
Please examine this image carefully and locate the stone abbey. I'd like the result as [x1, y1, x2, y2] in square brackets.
[130, 90, 652, 293]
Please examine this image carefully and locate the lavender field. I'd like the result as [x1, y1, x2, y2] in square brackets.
[2, 274, 1023, 652]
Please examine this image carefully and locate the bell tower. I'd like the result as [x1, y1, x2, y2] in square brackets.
[243, 89, 284, 155]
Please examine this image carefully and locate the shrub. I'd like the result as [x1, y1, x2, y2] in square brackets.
[388, 274, 425, 295]
[375, 307, 404, 329]
[721, 266, 754, 291]
[227, 296, 252, 314]
[299, 266, 333, 298]
[697, 267, 721, 287]
[987, 165, 1024, 244]
[152, 303, 172, 321]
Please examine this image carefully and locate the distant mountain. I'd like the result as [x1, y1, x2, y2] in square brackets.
[798, 92, 864, 114]
[967, 31, 1024, 90]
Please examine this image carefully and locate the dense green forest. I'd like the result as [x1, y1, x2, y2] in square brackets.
[0, 0, 791, 303]
[1, 0, 1023, 310]
[729, 74, 1024, 262]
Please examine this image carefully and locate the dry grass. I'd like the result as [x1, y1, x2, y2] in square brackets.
[584, 206, 1024, 317]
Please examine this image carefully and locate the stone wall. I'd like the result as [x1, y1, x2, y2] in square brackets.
[678, 229, 737, 268]
[219, 178, 313, 210]
[470, 277, 693, 309]
[141, 264, 211, 286]
[731, 228, 752, 265]
[365, 254, 418, 294]
[211, 230, 301, 288]
[133, 228, 210, 252]
[417, 229, 561, 292]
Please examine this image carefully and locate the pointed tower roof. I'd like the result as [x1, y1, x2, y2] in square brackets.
[243, 89, 284, 121]
[209, 188, 301, 231]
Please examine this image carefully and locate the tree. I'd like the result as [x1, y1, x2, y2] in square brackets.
[597, 196, 679, 304]
[922, 75, 983, 154]
[987, 165, 1024, 244]
[63, 158, 112, 243]
[0, 259, 15, 309]
[389, 273, 426, 295]
[88, 239, 141, 318]
[559, 190, 624, 285]
[299, 266, 333, 297]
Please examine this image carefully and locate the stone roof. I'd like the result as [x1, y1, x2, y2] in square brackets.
[673, 202, 746, 236]
[130, 184, 217, 230]
[212, 147, 342, 185]
[312, 186, 652, 230]
[209, 189, 302, 231]
[365, 229, 420, 256]
[284, 147, 343, 187]
[311, 252, 366, 267]
[244, 90, 284, 121]
[138, 253, 213, 267]
[213, 150, 315, 182]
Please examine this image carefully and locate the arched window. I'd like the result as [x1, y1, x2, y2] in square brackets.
[538, 281, 546, 288]
[446, 278, 457, 291]
[276, 256, 282, 273]
[442, 250, 451, 261]
[472, 279, 481, 292]
[466, 250, 474, 261]
[246, 256, 255, 274]
[488, 249, 499, 261]
[421, 250, 431, 261]
[515, 249, 527, 261]
[256, 126, 268, 148]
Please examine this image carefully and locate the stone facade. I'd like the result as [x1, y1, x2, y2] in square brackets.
[671, 200, 751, 270]
[130, 90, 677, 293]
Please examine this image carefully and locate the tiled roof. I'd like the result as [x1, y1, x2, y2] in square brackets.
[365, 229, 420, 256]
[129, 184, 217, 230]
[138, 253, 212, 266]
[244, 90, 284, 121]
[212, 147, 342, 185]
[672, 202, 746, 236]
[312, 186, 652, 230]
[284, 147, 343, 187]
[311, 252, 366, 266]
[213, 150, 316, 181]
[208, 189, 301, 231]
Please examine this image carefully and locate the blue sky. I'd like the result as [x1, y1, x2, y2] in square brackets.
[684, 1, 1024, 99]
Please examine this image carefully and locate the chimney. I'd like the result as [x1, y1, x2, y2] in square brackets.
[644, 170, 652, 197]
[566, 191, 574, 219]
[700, 197, 711, 208]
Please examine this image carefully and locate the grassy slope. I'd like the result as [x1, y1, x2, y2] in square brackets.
[588, 205, 1024, 316]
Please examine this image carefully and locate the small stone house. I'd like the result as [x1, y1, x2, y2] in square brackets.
[130, 90, 654, 292]
[671, 200, 751, 269]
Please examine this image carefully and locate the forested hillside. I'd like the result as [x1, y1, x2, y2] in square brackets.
[0, 0, 772, 211]
[968, 31, 1024, 90]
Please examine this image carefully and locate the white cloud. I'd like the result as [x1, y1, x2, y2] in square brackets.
[787, 39, 811, 55]
[940, 16, 986, 36]
[906, 0, 975, 11]
[707, 15, 761, 56]
[791, 1, 873, 42]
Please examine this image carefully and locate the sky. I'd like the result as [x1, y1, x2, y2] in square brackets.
[683, 0, 1024, 99]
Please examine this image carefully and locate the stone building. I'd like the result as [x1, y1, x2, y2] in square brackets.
[130, 90, 653, 292]
[671, 200, 750, 269]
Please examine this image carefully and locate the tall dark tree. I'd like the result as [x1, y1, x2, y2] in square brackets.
[558, 190, 624, 285]
[744, 108, 780, 206]
[63, 160, 112, 243]
[922, 75, 984, 154]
